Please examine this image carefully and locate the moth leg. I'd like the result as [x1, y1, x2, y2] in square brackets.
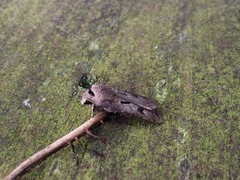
[91, 105, 100, 117]
[92, 106, 104, 124]
[86, 130, 107, 144]
[68, 141, 76, 154]
[78, 140, 104, 158]
[68, 141, 80, 166]
[91, 105, 95, 117]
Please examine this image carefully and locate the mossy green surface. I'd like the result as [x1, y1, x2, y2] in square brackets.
[1, 0, 240, 179]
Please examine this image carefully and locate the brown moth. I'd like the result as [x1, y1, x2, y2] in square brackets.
[81, 84, 163, 123]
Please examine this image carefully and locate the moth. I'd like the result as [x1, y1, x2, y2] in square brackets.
[81, 84, 163, 123]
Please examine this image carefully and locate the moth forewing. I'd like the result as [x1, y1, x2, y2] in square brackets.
[81, 84, 163, 123]
[116, 90, 157, 110]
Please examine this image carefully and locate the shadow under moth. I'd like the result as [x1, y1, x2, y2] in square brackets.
[81, 84, 163, 123]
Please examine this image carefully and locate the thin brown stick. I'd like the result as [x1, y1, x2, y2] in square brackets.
[4, 112, 108, 180]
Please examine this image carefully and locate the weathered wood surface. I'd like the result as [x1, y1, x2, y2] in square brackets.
[1, 0, 240, 179]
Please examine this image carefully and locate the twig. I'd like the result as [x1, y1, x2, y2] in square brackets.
[4, 112, 108, 180]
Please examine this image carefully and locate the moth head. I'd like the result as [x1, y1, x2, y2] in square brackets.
[81, 89, 95, 105]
